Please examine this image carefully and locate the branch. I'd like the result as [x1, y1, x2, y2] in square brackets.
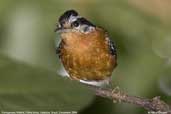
[92, 87, 171, 114]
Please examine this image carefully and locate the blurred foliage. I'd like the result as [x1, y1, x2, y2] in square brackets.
[0, 0, 171, 114]
[0, 54, 94, 111]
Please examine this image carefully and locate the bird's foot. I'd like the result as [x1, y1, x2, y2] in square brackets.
[112, 86, 122, 103]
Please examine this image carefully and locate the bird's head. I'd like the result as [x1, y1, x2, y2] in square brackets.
[55, 10, 95, 33]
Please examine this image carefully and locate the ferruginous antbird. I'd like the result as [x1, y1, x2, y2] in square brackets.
[55, 10, 117, 86]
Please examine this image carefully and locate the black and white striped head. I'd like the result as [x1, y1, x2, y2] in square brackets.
[55, 10, 95, 33]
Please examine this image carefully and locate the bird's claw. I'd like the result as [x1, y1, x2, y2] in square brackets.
[112, 86, 122, 103]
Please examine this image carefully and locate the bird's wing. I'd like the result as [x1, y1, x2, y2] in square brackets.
[56, 38, 70, 77]
[107, 37, 117, 56]
[104, 31, 117, 57]
[97, 26, 117, 57]
[56, 38, 63, 58]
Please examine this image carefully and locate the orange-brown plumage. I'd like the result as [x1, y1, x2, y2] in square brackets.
[59, 27, 117, 81]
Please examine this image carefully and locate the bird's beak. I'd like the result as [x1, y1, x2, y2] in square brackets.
[54, 24, 62, 32]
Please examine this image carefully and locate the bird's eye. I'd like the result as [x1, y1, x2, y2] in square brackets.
[72, 21, 79, 27]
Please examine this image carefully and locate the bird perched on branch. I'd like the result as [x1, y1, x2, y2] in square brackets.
[55, 10, 117, 86]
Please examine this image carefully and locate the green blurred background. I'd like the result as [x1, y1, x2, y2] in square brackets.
[0, 0, 171, 114]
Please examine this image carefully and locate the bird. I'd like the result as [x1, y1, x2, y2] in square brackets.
[55, 10, 117, 86]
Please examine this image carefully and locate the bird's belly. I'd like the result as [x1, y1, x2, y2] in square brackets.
[61, 48, 116, 81]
